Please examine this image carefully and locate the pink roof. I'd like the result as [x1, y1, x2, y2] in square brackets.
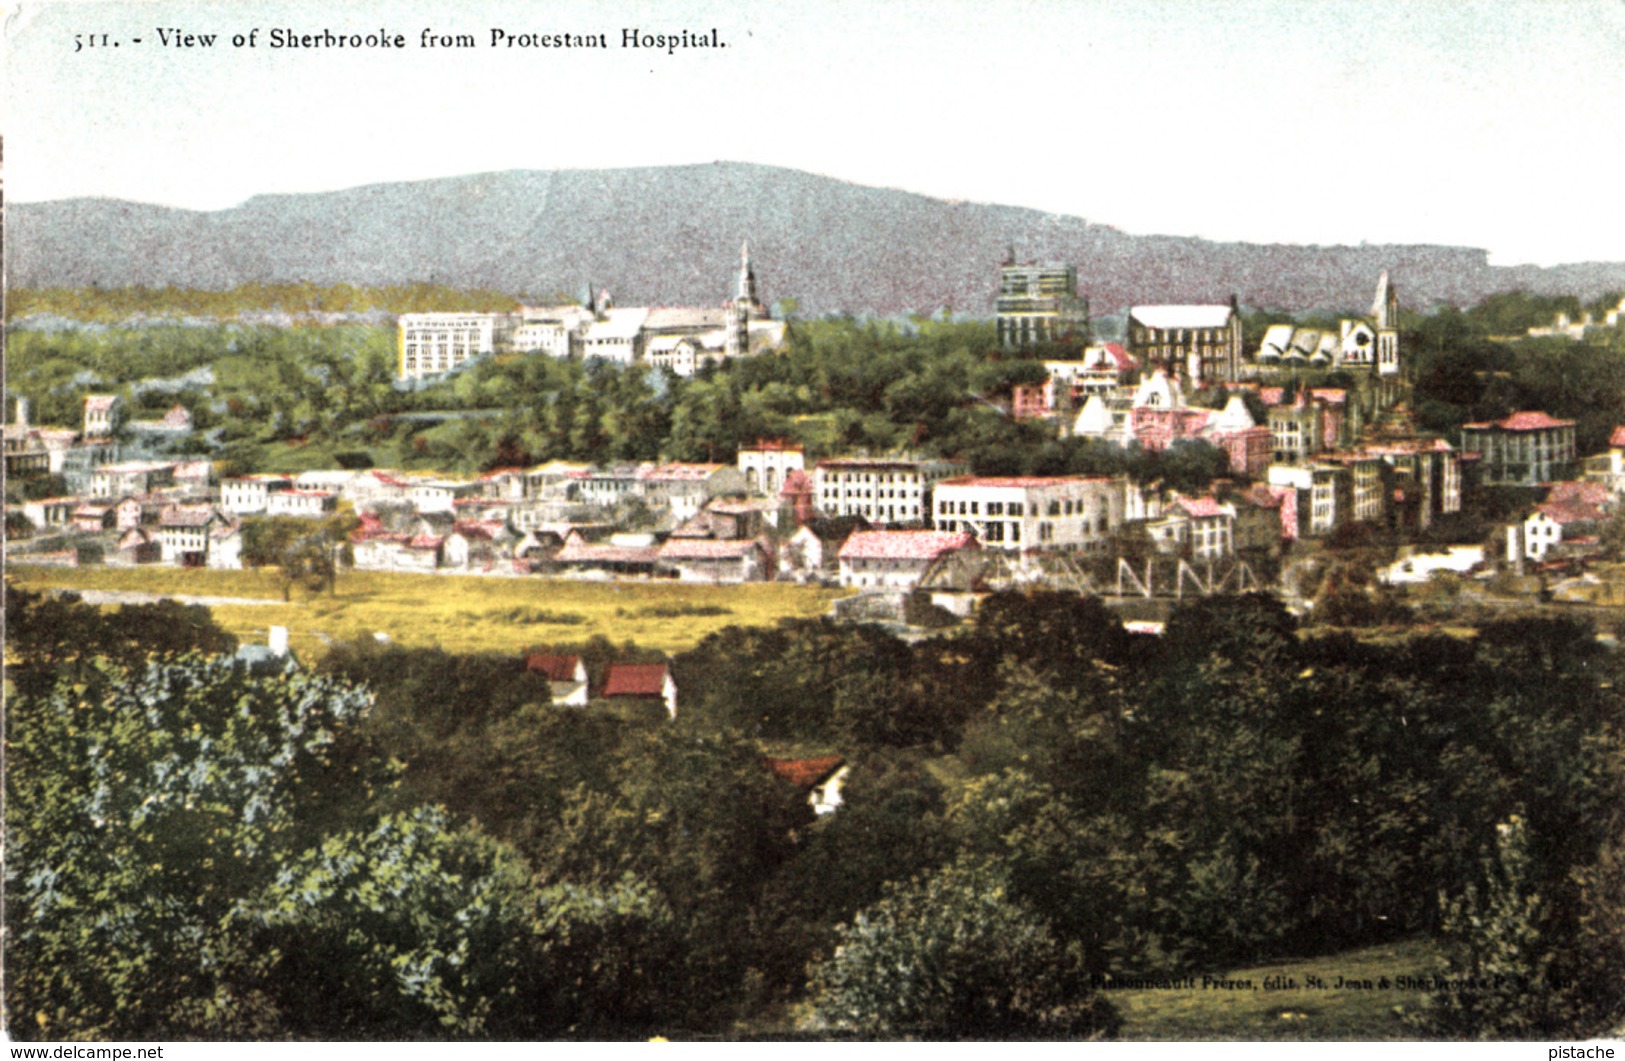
[83, 395, 118, 412]
[640, 463, 723, 481]
[407, 534, 445, 550]
[1536, 501, 1607, 525]
[839, 530, 977, 561]
[1259, 388, 1285, 406]
[1463, 411, 1575, 432]
[602, 663, 671, 698]
[1610, 426, 1625, 449]
[1175, 496, 1227, 518]
[780, 469, 814, 494]
[1309, 388, 1347, 405]
[351, 529, 410, 544]
[556, 539, 659, 565]
[1547, 480, 1609, 506]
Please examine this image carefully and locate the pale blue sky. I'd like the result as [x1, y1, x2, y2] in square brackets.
[5, 0, 1623, 265]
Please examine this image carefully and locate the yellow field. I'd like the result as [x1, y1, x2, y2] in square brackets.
[6, 566, 850, 657]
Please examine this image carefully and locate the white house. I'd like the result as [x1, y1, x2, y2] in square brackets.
[266, 489, 338, 519]
[221, 475, 296, 515]
[737, 441, 805, 497]
[837, 529, 979, 590]
[814, 457, 965, 526]
[932, 476, 1124, 552]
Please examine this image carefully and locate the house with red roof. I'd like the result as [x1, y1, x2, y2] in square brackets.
[524, 653, 589, 706]
[1514, 493, 1605, 562]
[765, 755, 850, 816]
[601, 662, 678, 719]
[837, 529, 979, 590]
[1459, 411, 1577, 486]
[1138, 495, 1238, 559]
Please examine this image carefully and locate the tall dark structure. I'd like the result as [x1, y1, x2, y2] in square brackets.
[995, 256, 1090, 350]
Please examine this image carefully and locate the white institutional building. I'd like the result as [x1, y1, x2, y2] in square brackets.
[397, 243, 785, 381]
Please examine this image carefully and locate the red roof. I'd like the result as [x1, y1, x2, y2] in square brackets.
[780, 469, 814, 495]
[408, 534, 445, 550]
[765, 755, 845, 790]
[839, 530, 977, 561]
[1463, 411, 1575, 432]
[525, 654, 582, 682]
[602, 663, 671, 698]
[1610, 426, 1625, 449]
[1098, 342, 1134, 371]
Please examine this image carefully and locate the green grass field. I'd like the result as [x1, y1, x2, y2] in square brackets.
[7, 565, 850, 657]
[1114, 937, 1440, 1040]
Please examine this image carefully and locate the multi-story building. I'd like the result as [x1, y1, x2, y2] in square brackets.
[1125, 298, 1243, 386]
[995, 259, 1089, 350]
[737, 441, 805, 496]
[1459, 411, 1577, 486]
[397, 313, 516, 381]
[814, 457, 965, 526]
[1319, 452, 1389, 525]
[91, 461, 176, 498]
[396, 243, 782, 381]
[1268, 464, 1350, 538]
[221, 474, 296, 515]
[266, 489, 338, 519]
[932, 475, 1124, 552]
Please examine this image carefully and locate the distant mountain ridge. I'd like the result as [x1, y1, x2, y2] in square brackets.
[8, 162, 1624, 316]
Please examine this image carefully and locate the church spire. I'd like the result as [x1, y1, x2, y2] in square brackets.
[736, 240, 758, 307]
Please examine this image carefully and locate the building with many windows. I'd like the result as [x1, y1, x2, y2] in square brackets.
[1125, 299, 1243, 386]
[932, 476, 1124, 552]
[396, 243, 783, 381]
[995, 258, 1089, 350]
[1459, 411, 1577, 486]
[813, 457, 964, 526]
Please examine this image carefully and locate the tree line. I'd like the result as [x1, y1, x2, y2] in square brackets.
[7, 586, 1623, 1038]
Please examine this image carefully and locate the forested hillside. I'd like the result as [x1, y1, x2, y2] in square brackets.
[12, 163, 1625, 315]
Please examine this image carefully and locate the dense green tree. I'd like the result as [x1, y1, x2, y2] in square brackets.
[807, 858, 1119, 1038]
[4, 655, 382, 1038]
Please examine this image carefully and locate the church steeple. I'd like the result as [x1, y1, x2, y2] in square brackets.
[735, 240, 759, 309]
